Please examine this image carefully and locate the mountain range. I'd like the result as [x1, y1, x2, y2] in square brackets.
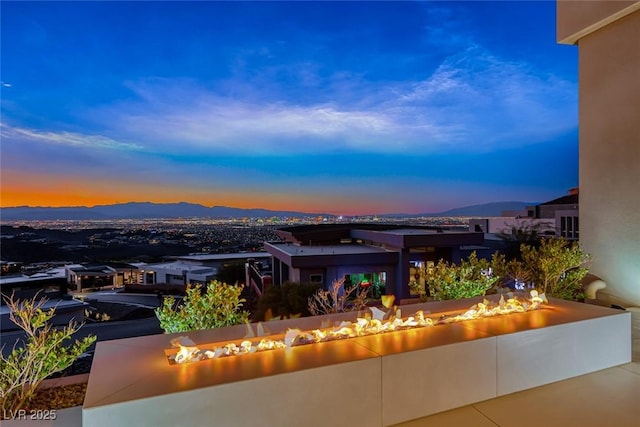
[0, 201, 535, 221]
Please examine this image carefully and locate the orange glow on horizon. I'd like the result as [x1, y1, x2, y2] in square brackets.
[0, 171, 394, 216]
[0, 170, 438, 216]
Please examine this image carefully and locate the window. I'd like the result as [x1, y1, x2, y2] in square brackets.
[345, 272, 386, 299]
[145, 271, 156, 284]
[566, 217, 573, 238]
[560, 216, 579, 239]
[345, 272, 387, 287]
[309, 274, 323, 283]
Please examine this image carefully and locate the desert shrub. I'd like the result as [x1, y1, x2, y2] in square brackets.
[308, 278, 368, 316]
[409, 252, 500, 301]
[0, 293, 96, 416]
[155, 281, 249, 333]
[253, 281, 321, 321]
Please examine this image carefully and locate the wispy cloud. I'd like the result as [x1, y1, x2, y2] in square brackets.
[1, 81, 12, 88]
[1, 41, 576, 159]
[396, 44, 577, 149]
[0, 123, 143, 151]
[81, 43, 575, 156]
[116, 98, 399, 154]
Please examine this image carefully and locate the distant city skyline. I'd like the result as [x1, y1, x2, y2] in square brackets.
[0, 1, 578, 216]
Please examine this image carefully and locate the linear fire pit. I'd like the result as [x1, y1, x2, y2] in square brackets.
[83, 296, 630, 427]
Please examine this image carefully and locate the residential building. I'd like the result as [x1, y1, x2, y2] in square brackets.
[0, 267, 86, 330]
[264, 224, 484, 300]
[469, 188, 579, 240]
[468, 217, 556, 236]
[167, 252, 272, 272]
[137, 261, 217, 286]
[0, 266, 68, 302]
[66, 263, 140, 291]
[529, 188, 580, 240]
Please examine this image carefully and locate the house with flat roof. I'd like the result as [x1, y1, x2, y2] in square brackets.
[167, 252, 272, 273]
[0, 267, 87, 330]
[66, 263, 141, 291]
[137, 261, 217, 286]
[469, 188, 579, 240]
[264, 224, 484, 300]
[0, 266, 69, 302]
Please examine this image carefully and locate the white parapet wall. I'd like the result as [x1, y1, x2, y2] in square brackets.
[83, 297, 631, 427]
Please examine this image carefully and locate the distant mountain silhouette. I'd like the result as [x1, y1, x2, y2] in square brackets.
[0, 201, 537, 221]
[429, 201, 536, 217]
[0, 202, 324, 221]
[382, 201, 536, 218]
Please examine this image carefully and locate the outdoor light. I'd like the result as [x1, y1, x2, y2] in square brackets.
[166, 290, 547, 365]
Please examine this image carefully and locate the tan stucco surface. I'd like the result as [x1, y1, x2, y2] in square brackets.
[560, 5, 640, 306]
[557, 0, 640, 44]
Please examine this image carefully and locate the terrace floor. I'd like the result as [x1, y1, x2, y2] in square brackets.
[393, 307, 640, 427]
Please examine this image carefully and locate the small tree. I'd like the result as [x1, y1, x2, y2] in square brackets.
[155, 281, 249, 333]
[520, 238, 590, 300]
[0, 293, 96, 416]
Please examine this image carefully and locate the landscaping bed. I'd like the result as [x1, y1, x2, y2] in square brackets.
[23, 382, 87, 412]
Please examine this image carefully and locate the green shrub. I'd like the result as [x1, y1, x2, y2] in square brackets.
[409, 252, 500, 301]
[253, 282, 321, 321]
[155, 281, 249, 333]
[0, 293, 96, 416]
[519, 238, 590, 301]
[490, 252, 532, 289]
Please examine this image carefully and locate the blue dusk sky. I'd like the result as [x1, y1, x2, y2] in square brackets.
[0, 0, 578, 215]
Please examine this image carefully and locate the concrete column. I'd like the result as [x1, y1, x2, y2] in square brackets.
[394, 248, 411, 300]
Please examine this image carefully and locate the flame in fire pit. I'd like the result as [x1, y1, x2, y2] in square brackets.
[168, 291, 547, 365]
[170, 336, 201, 363]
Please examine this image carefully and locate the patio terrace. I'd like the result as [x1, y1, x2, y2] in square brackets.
[2, 297, 638, 427]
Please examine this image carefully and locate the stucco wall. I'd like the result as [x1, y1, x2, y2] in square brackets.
[557, 0, 639, 43]
[558, 3, 640, 306]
